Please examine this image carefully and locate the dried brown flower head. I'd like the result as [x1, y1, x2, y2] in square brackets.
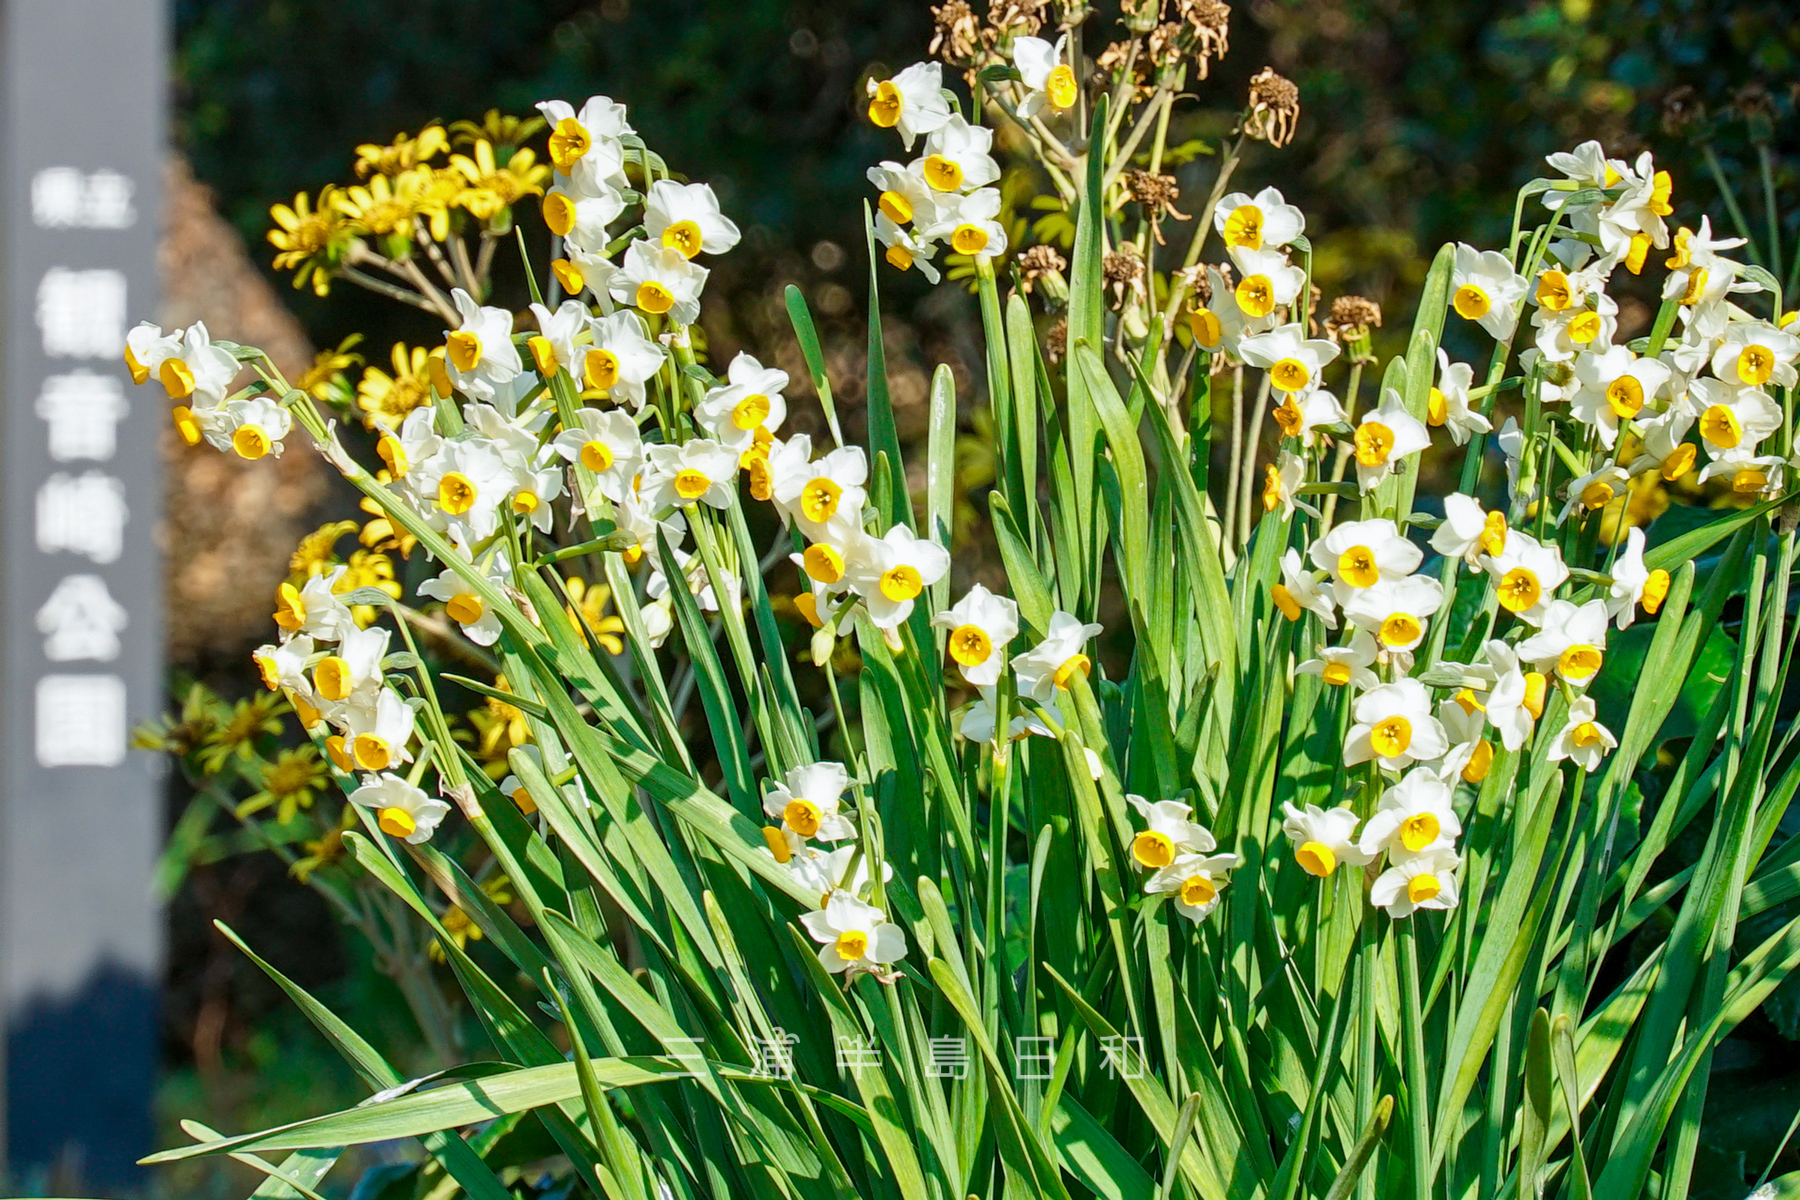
[1326, 295, 1382, 340]
[1124, 169, 1189, 243]
[1045, 317, 1069, 363]
[988, 0, 1047, 41]
[1017, 244, 1068, 293]
[1095, 39, 1153, 100]
[1103, 243, 1147, 308]
[1120, 0, 1162, 33]
[1177, 0, 1231, 76]
[1146, 23, 1186, 71]
[1244, 67, 1300, 148]
[930, 1, 982, 66]
[1175, 263, 1212, 306]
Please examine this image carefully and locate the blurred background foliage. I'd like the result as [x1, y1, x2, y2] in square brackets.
[160, 1, 1799, 1196]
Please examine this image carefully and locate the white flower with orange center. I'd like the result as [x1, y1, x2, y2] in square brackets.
[1215, 185, 1305, 253]
[1226, 246, 1305, 323]
[642, 439, 740, 511]
[1428, 351, 1490, 445]
[1430, 493, 1507, 566]
[1449, 243, 1527, 339]
[1605, 526, 1664, 630]
[1013, 34, 1079, 118]
[1240, 323, 1338, 397]
[644, 179, 741, 259]
[1125, 794, 1218, 872]
[1568, 345, 1670, 448]
[1483, 529, 1568, 625]
[578, 310, 666, 411]
[609, 240, 709, 325]
[1297, 628, 1380, 691]
[1260, 448, 1315, 519]
[524, 298, 594, 379]
[1626, 404, 1696, 483]
[772, 444, 869, 539]
[866, 160, 942, 230]
[1311, 517, 1421, 605]
[204, 396, 292, 461]
[417, 439, 515, 542]
[1479, 640, 1538, 753]
[1359, 770, 1462, 862]
[1351, 389, 1431, 492]
[1689, 376, 1781, 456]
[128, 319, 240, 407]
[694, 352, 789, 454]
[845, 524, 951, 629]
[1011, 610, 1105, 703]
[123, 321, 182, 388]
[1274, 547, 1339, 627]
[1435, 695, 1493, 784]
[1697, 449, 1786, 498]
[1143, 851, 1241, 923]
[785, 842, 893, 905]
[1343, 574, 1445, 653]
[1711, 321, 1799, 390]
[920, 186, 1008, 261]
[339, 688, 416, 774]
[1661, 217, 1755, 336]
[1345, 678, 1447, 771]
[443, 288, 524, 403]
[1531, 288, 1618, 363]
[1516, 598, 1609, 685]
[273, 565, 354, 643]
[914, 114, 999, 195]
[1548, 696, 1617, 772]
[308, 624, 389, 708]
[1279, 803, 1371, 879]
[1264, 386, 1345, 447]
[540, 185, 625, 255]
[418, 552, 510, 648]
[865, 61, 953, 150]
[1184, 265, 1253, 355]
[1370, 847, 1462, 918]
[552, 408, 644, 504]
[957, 684, 1062, 744]
[802, 890, 907, 978]
[763, 761, 858, 845]
[535, 95, 631, 195]
[349, 773, 451, 845]
[1556, 462, 1629, 525]
[932, 584, 1020, 687]
[874, 212, 943, 282]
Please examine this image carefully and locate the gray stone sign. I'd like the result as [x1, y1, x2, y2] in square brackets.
[0, 0, 166, 1191]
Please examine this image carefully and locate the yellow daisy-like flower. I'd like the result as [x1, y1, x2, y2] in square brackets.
[290, 520, 358, 581]
[563, 575, 627, 655]
[336, 549, 403, 628]
[236, 745, 331, 825]
[354, 125, 449, 178]
[295, 334, 365, 402]
[450, 140, 549, 221]
[268, 185, 353, 295]
[428, 874, 515, 961]
[357, 342, 436, 430]
[334, 167, 449, 242]
[291, 804, 359, 884]
[448, 109, 547, 153]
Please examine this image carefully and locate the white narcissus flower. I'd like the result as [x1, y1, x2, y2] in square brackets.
[958, 685, 1061, 743]
[1267, 386, 1346, 447]
[874, 212, 943, 283]
[1481, 640, 1537, 753]
[1228, 246, 1306, 320]
[1312, 517, 1422, 604]
[1359, 770, 1462, 860]
[309, 623, 388, 706]
[375, 408, 441, 482]
[1280, 803, 1372, 878]
[274, 565, 354, 643]
[526, 299, 593, 378]
[694, 352, 789, 454]
[1569, 346, 1670, 448]
[1557, 463, 1630, 525]
[1013, 35, 1077, 118]
[1144, 852, 1241, 923]
[866, 160, 942, 231]
[1297, 627, 1380, 691]
[541, 185, 626, 255]
[772, 444, 869, 539]
[349, 773, 451, 845]
[1260, 448, 1315, 519]
[253, 635, 314, 697]
[1691, 376, 1782, 457]
[610, 240, 709, 325]
[1429, 351, 1491, 445]
[1698, 449, 1787, 498]
[802, 890, 907, 976]
[444, 288, 523, 403]
[846, 524, 951, 629]
[921, 187, 1008, 261]
[1371, 847, 1462, 918]
[1011, 610, 1105, 702]
[537, 95, 631, 195]
[866, 61, 953, 150]
[1548, 696, 1618, 771]
[1606, 526, 1657, 630]
[1517, 599, 1609, 684]
[1711, 321, 1800, 390]
[1436, 696, 1493, 784]
[642, 439, 739, 511]
[916, 114, 1000, 194]
[1274, 547, 1338, 627]
[1343, 574, 1446, 652]
[341, 689, 416, 773]
[763, 761, 858, 844]
[137, 320, 240, 407]
[1186, 264, 1262, 354]
[1450, 244, 1527, 339]
[1125, 794, 1218, 871]
[581, 309, 667, 411]
[1628, 404, 1697, 481]
[1497, 416, 1531, 505]
[205, 396, 293, 460]
[1345, 678, 1448, 771]
[1240, 323, 1339, 396]
[1664, 217, 1758, 338]
[553, 408, 644, 504]
[933, 584, 1021, 687]
[789, 513, 866, 593]
[419, 439, 516, 542]
[1484, 529, 1569, 626]
[786, 843, 894, 906]
[644, 179, 741, 259]
[1352, 389, 1431, 492]
[417, 550, 510, 648]
[1431, 493, 1507, 566]
[1215, 186, 1306, 252]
